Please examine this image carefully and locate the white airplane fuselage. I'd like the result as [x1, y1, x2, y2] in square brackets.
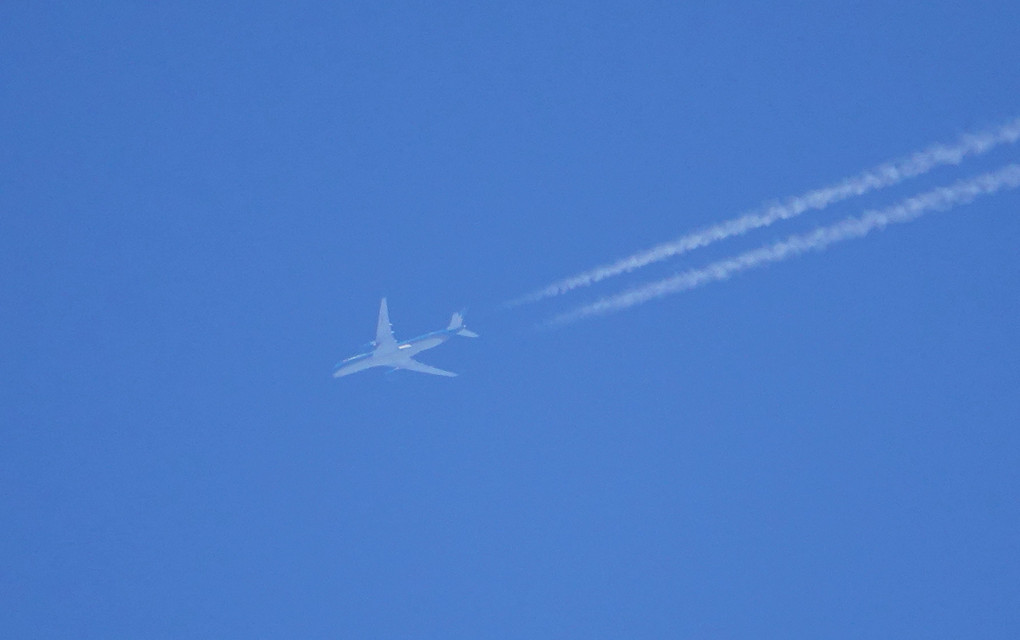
[333, 330, 456, 377]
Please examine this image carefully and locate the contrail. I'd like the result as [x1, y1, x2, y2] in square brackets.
[544, 164, 1020, 327]
[508, 117, 1020, 308]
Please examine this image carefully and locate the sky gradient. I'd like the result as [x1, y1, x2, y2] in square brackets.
[3, 2, 1019, 638]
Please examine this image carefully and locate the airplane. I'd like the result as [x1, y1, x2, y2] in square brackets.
[333, 298, 479, 378]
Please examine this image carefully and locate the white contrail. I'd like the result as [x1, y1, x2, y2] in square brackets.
[508, 117, 1020, 308]
[545, 164, 1020, 327]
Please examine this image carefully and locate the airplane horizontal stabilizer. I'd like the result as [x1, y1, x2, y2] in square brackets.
[447, 311, 479, 338]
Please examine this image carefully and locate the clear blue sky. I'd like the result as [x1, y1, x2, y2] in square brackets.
[3, 2, 1019, 637]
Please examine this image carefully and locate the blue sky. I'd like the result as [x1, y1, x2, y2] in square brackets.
[3, 2, 1019, 637]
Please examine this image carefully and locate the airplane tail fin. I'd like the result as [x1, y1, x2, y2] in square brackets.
[447, 311, 479, 338]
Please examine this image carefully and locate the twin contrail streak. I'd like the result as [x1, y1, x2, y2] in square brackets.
[508, 118, 1020, 308]
[544, 164, 1020, 327]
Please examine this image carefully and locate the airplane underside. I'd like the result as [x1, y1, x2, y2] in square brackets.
[333, 298, 477, 379]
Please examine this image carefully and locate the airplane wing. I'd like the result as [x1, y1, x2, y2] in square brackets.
[398, 358, 457, 377]
[374, 298, 398, 351]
